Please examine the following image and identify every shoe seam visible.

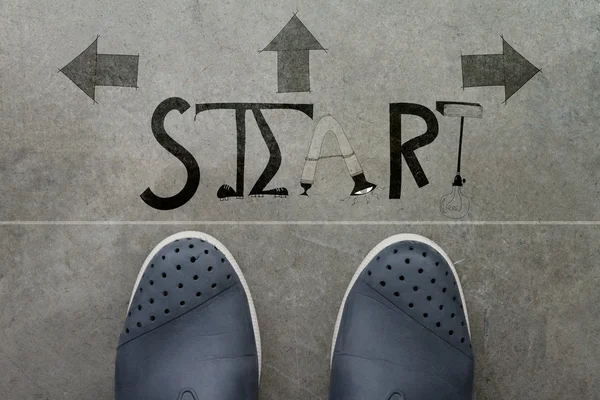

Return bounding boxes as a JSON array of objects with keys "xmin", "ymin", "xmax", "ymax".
[
  {"xmin": 350, "ymin": 282, "xmax": 473, "ymax": 358},
  {"xmin": 117, "ymin": 281, "xmax": 245, "ymax": 348}
]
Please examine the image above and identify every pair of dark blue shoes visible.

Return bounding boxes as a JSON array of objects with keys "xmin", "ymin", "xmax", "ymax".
[{"xmin": 115, "ymin": 233, "xmax": 473, "ymax": 400}]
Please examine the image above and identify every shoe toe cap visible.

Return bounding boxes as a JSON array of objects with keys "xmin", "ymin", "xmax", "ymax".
[
  {"xmin": 358, "ymin": 239, "xmax": 472, "ymax": 354},
  {"xmin": 118, "ymin": 237, "xmax": 241, "ymax": 346}
]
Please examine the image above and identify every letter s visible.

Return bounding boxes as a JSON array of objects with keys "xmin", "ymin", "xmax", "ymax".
[{"xmin": 140, "ymin": 97, "xmax": 200, "ymax": 210}]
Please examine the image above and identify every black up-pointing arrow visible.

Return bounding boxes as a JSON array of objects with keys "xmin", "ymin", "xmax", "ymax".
[
  {"xmin": 60, "ymin": 37, "xmax": 139, "ymax": 101},
  {"xmin": 461, "ymin": 37, "xmax": 540, "ymax": 102},
  {"xmin": 262, "ymin": 15, "xmax": 325, "ymax": 93}
]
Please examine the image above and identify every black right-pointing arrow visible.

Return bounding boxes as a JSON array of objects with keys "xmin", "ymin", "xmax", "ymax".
[{"xmin": 461, "ymin": 37, "xmax": 540, "ymax": 102}]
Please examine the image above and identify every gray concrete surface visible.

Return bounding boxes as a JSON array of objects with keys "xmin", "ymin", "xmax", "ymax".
[
  {"xmin": 1, "ymin": 225, "xmax": 599, "ymax": 400},
  {"xmin": 1, "ymin": 0, "xmax": 599, "ymax": 399}
]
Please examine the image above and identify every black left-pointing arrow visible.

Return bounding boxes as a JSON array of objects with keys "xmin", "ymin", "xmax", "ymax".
[{"xmin": 60, "ymin": 37, "xmax": 139, "ymax": 101}]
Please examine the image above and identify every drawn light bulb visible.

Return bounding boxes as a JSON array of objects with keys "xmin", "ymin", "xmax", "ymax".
[
  {"xmin": 436, "ymin": 101, "xmax": 482, "ymax": 219},
  {"xmin": 440, "ymin": 174, "xmax": 470, "ymax": 219}
]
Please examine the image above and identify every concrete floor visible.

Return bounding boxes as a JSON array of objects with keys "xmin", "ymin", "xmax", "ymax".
[
  {"xmin": 1, "ymin": 225, "xmax": 599, "ymax": 399},
  {"xmin": 1, "ymin": 0, "xmax": 599, "ymax": 399}
]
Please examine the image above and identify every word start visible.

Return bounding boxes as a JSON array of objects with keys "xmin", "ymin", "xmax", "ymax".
[{"xmin": 141, "ymin": 98, "xmax": 478, "ymax": 211}]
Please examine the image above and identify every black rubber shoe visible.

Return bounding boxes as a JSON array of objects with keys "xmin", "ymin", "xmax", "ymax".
[
  {"xmin": 329, "ymin": 234, "xmax": 473, "ymax": 400},
  {"xmin": 115, "ymin": 232, "xmax": 261, "ymax": 400}
]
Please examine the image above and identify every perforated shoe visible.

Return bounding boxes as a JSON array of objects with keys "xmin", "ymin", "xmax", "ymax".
[
  {"xmin": 114, "ymin": 232, "xmax": 261, "ymax": 400},
  {"xmin": 329, "ymin": 234, "xmax": 473, "ymax": 400}
]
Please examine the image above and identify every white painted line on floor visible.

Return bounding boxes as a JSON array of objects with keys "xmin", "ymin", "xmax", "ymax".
[{"xmin": 0, "ymin": 221, "xmax": 598, "ymax": 226}]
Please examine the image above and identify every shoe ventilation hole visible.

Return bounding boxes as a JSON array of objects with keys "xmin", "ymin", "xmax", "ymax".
[
  {"xmin": 422, "ymin": 252, "xmax": 427, "ymax": 257},
  {"xmin": 413, "ymin": 286, "xmax": 418, "ymax": 291},
  {"xmin": 149, "ymin": 280, "xmax": 154, "ymax": 285},
  {"xmin": 439, "ymin": 305, "xmax": 444, "ymax": 310},
  {"xmin": 399, "ymin": 275, "xmax": 405, "ymax": 281},
  {"xmin": 376, "ymin": 256, "xmax": 380, "ymax": 261},
  {"xmin": 178, "ymin": 283, "xmax": 183, "ymax": 289},
  {"xmin": 128, "ymin": 312, "xmax": 131, "ymax": 317},
  {"xmin": 453, "ymin": 296, "xmax": 457, "ymax": 301},
  {"xmin": 409, "ymin": 303, "xmax": 414, "ymax": 308},
  {"xmin": 193, "ymin": 275, "xmax": 198, "ymax": 280},
  {"xmin": 150, "ymin": 316, "xmax": 155, "ymax": 321},
  {"xmin": 175, "ymin": 248, "xmax": 180, "ymax": 253},
  {"xmin": 176, "ymin": 265, "xmax": 181, "ymax": 270},
  {"xmin": 460, "ymin": 304, "xmax": 463, "ymax": 309},
  {"xmin": 431, "ymin": 278, "xmax": 436, "ymax": 283},
  {"xmin": 196, "ymin": 292, "xmax": 201, "ymax": 297},
  {"xmin": 405, "ymin": 258, "xmax": 410, "ymax": 264},
  {"xmin": 449, "ymin": 330, "xmax": 454, "ymax": 335},
  {"xmin": 227, "ymin": 274, "xmax": 231, "ymax": 280},
  {"xmin": 427, "ymin": 296, "xmax": 432, "ymax": 301},
  {"xmin": 418, "ymin": 268, "xmax": 423, "ymax": 274},
  {"xmin": 164, "ymin": 309, "xmax": 170, "ymax": 314},
  {"xmin": 394, "ymin": 292, "xmax": 399, "ymax": 297},
  {"xmin": 137, "ymin": 305, "xmax": 142, "ymax": 311},
  {"xmin": 150, "ymin": 264, "xmax": 154, "ymax": 268},
  {"xmin": 208, "ymin": 266, "xmax": 213, "ymax": 272},
  {"xmin": 149, "ymin": 298, "xmax": 154, "ymax": 304},
  {"xmin": 386, "ymin": 265, "xmax": 391, "ymax": 270},
  {"xmin": 445, "ymin": 271, "xmax": 449, "ymax": 276},
  {"xmin": 435, "ymin": 262, "xmax": 440, "ymax": 266},
  {"xmin": 189, "ymin": 244, "xmax": 194, "ymax": 249},
  {"xmin": 180, "ymin": 301, "xmax": 185, "ymax": 306},
  {"xmin": 162, "ymin": 272, "xmax": 167, "ymax": 278},
  {"xmin": 451, "ymin": 313, "xmax": 455, "ymax": 318},
  {"xmin": 163, "ymin": 291, "xmax": 168, "ymax": 296},
  {"xmin": 139, "ymin": 287, "xmax": 143, "ymax": 292},
  {"xmin": 436, "ymin": 322, "xmax": 441, "ymax": 327},
  {"xmin": 211, "ymin": 283, "xmax": 217, "ymax": 289},
  {"xmin": 461, "ymin": 338, "xmax": 465, "ymax": 343},
  {"xmin": 442, "ymin": 288, "xmax": 447, "ymax": 293},
  {"xmin": 161, "ymin": 255, "xmax": 166, "ymax": 260},
  {"xmin": 367, "ymin": 270, "xmax": 372, "ymax": 276},
  {"xmin": 393, "ymin": 249, "xmax": 398, "ymax": 254},
  {"xmin": 409, "ymin": 246, "xmax": 414, "ymax": 251},
  {"xmin": 204, "ymin": 250, "xmax": 209, "ymax": 254},
  {"xmin": 454, "ymin": 281, "xmax": 457, "ymax": 286},
  {"xmin": 125, "ymin": 328, "xmax": 129, "ymax": 333},
  {"xmin": 191, "ymin": 257, "xmax": 196, "ymax": 263},
  {"xmin": 380, "ymin": 281, "xmax": 386, "ymax": 287},
  {"xmin": 423, "ymin": 313, "xmax": 428, "ymax": 318},
  {"xmin": 137, "ymin": 322, "xmax": 142, "ymax": 327}
]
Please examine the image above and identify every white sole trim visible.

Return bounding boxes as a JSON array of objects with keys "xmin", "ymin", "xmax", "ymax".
[
  {"xmin": 330, "ymin": 234, "xmax": 471, "ymax": 366},
  {"xmin": 127, "ymin": 231, "xmax": 262, "ymax": 379}
]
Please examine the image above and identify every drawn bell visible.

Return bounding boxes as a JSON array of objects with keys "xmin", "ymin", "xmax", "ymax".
[{"xmin": 350, "ymin": 173, "xmax": 376, "ymax": 196}]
